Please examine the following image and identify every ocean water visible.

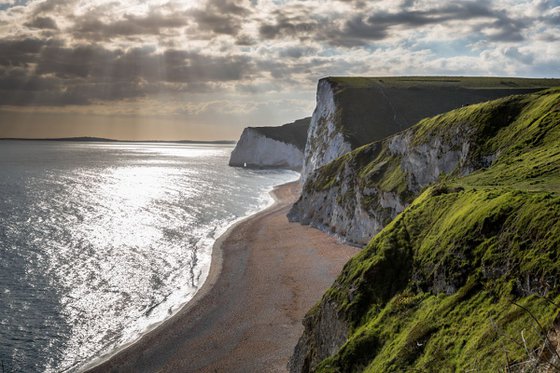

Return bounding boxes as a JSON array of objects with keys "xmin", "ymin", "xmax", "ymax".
[{"xmin": 0, "ymin": 141, "xmax": 299, "ymax": 372}]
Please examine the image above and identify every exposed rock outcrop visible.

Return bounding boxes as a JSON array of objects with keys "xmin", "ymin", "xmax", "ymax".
[
  {"xmin": 229, "ymin": 117, "xmax": 310, "ymax": 170},
  {"xmin": 289, "ymin": 88, "xmax": 560, "ymax": 372},
  {"xmin": 290, "ymin": 95, "xmax": 525, "ymax": 245},
  {"xmin": 302, "ymin": 76, "xmax": 555, "ymax": 182},
  {"xmin": 288, "ymin": 301, "xmax": 348, "ymax": 373}
]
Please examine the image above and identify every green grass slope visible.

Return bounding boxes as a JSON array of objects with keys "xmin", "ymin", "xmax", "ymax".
[{"xmin": 299, "ymin": 88, "xmax": 560, "ymax": 372}]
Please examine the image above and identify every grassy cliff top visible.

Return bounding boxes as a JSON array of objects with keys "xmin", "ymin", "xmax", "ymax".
[
  {"xmin": 250, "ymin": 117, "xmax": 310, "ymax": 151},
  {"xmin": 315, "ymin": 77, "xmax": 560, "ymax": 152},
  {"xmin": 326, "ymin": 76, "xmax": 560, "ymax": 89},
  {"xmin": 304, "ymin": 88, "xmax": 560, "ymax": 372}
]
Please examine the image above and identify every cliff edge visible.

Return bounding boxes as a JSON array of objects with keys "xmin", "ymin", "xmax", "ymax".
[
  {"xmin": 289, "ymin": 88, "xmax": 560, "ymax": 372},
  {"xmin": 302, "ymin": 76, "xmax": 560, "ymax": 182},
  {"xmin": 229, "ymin": 117, "xmax": 310, "ymax": 170}
]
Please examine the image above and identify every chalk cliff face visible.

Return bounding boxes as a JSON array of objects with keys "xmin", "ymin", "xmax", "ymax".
[
  {"xmin": 229, "ymin": 117, "xmax": 310, "ymax": 170},
  {"xmin": 301, "ymin": 77, "xmax": 553, "ymax": 182},
  {"xmin": 289, "ymin": 88, "xmax": 560, "ymax": 372},
  {"xmin": 302, "ymin": 79, "xmax": 352, "ymax": 182},
  {"xmin": 229, "ymin": 128, "xmax": 303, "ymax": 170},
  {"xmin": 290, "ymin": 114, "xmax": 489, "ymax": 245}
]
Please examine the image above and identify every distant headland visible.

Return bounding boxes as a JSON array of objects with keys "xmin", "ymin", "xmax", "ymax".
[{"xmin": 0, "ymin": 137, "xmax": 236, "ymax": 144}]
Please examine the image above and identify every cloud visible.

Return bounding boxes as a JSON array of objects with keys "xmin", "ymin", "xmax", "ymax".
[
  {"xmin": 0, "ymin": 35, "xmax": 258, "ymax": 106},
  {"xmin": 0, "ymin": 0, "xmax": 558, "ymax": 132},
  {"xmin": 503, "ymin": 46, "xmax": 534, "ymax": 65},
  {"xmin": 278, "ymin": 46, "xmax": 319, "ymax": 59},
  {"xmin": 0, "ymin": 0, "xmax": 30, "ymax": 11},
  {"xmin": 71, "ymin": 12, "xmax": 188, "ymax": 40},
  {"xmin": 0, "ymin": 38, "xmax": 63, "ymax": 66},
  {"xmin": 325, "ymin": 1, "xmax": 529, "ymax": 46},
  {"xmin": 188, "ymin": 0, "xmax": 252, "ymax": 36},
  {"xmin": 252, "ymin": 1, "xmax": 535, "ymax": 47},
  {"xmin": 24, "ymin": 16, "xmax": 58, "ymax": 29},
  {"xmin": 30, "ymin": 0, "xmax": 75, "ymax": 16},
  {"xmin": 258, "ymin": 7, "xmax": 322, "ymax": 41}
]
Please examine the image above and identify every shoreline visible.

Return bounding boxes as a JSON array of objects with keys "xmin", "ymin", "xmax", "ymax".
[
  {"xmin": 84, "ymin": 180, "xmax": 358, "ymax": 372},
  {"xmin": 79, "ymin": 181, "xmax": 289, "ymax": 372}
]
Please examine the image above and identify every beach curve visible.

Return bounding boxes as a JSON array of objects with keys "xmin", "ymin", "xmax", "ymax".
[{"xmin": 83, "ymin": 181, "xmax": 358, "ymax": 372}]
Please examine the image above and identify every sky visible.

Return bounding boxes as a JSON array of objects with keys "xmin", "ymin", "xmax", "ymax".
[{"xmin": 0, "ymin": 0, "xmax": 559, "ymax": 140}]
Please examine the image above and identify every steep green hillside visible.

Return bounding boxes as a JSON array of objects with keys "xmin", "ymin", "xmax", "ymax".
[
  {"xmin": 290, "ymin": 88, "xmax": 560, "ymax": 372},
  {"xmin": 291, "ymin": 85, "xmax": 560, "ymax": 245}
]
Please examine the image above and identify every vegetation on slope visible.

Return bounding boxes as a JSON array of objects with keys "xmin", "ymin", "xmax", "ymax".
[{"xmin": 296, "ymin": 88, "xmax": 560, "ymax": 372}]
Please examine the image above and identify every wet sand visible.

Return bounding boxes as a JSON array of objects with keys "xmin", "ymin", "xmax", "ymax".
[{"xmin": 85, "ymin": 181, "xmax": 358, "ymax": 373}]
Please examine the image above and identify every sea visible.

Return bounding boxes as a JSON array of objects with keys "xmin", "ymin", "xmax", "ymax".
[{"xmin": 0, "ymin": 140, "xmax": 299, "ymax": 372}]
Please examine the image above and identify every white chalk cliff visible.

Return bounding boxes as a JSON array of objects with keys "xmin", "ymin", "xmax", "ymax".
[
  {"xmin": 290, "ymin": 123, "xmax": 482, "ymax": 245},
  {"xmin": 229, "ymin": 118, "xmax": 310, "ymax": 171},
  {"xmin": 229, "ymin": 128, "xmax": 303, "ymax": 170},
  {"xmin": 300, "ymin": 77, "xmax": 545, "ymax": 183},
  {"xmin": 302, "ymin": 79, "xmax": 352, "ymax": 182},
  {"xmin": 293, "ymin": 77, "xmax": 551, "ymax": 245}
]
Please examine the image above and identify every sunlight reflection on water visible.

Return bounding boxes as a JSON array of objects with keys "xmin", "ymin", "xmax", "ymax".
[{"xmin": 0, "ymin": 141, "xmax": 299, "ymax": 372}]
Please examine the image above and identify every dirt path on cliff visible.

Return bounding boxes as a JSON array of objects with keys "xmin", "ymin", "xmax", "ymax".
[{"xmin": 84, "ymin": 181, "xmax": 358, "ymax": 373}]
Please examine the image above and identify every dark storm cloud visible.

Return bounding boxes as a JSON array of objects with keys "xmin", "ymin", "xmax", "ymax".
[
  {"xmin": 24, "ymin": 16, "xmax": 58, "ymax": 29},
  {"xmin": 235, "ymin": 34, "xmax": 257, "ymax": 46},
  {"xmin": 34, "ymin": 43, "xmax": 123, "ymax": 79},
  {"xmin": 31, "ymin": 0, "xmax": 75, "ymax": 16},
  {"xmin": 0, "ymin": 40, "xmax": 146, "ymax": 105},
  {"xmin": 0, "ymin": 68, "xmax": 146, "ymax": 106},
  {"xmin": 161, "ymin": 49, "xmax": 254, "ymax": 82},
  {"xmin": 67, "ymin": 0, "xmax": 252, "ymax": 40},
  {"xmin": 258, "ymin": 1, "xmax": 529, "ymax": 47},
  {"xmin": 35, "ymin": 45, "xmax": 254, "ymax": 84},
  {"xmin": 278, "ymin": 46, "xmax": 318, "ymax": 59},
  {"xmin": 482, "ymin": 16, "xmax": 526, "ymax": 42},
  {"xmin": 330, "ymin": 1, "xmax": 528, "ymax": 46},
  {"xmin": 258, "ymin": 9, "xmax": 322, "ymax": 40},
  {"xmin": 0, "ymin": 37, "xmax": 257, "ymax": 106},
  {"xmin": 188, "ymin": 0, "xmax": 252, "ymax": 36},
  {"xmin": 71, "ymin": 12, "xmax": 188, "ymax": 40},
  {"xmin": 0, "ymin": 66, "xmax": 59, "ymax": 92},
  {"xmin": 0, "ymin": 38, "xmax": 63, "ymax": 66}
]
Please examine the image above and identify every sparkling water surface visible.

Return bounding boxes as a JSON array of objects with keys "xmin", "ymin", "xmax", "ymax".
[{"xmin": 0, "ymin": 141, "xmax": 298, "ymax": 372}]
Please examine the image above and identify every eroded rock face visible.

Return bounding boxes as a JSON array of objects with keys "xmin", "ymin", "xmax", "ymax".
[
  {"xmin": 229, "ymin": 128, "xmax": 304, "ymax": 170},
  {"xmin": 229, "ymin": 118, "xmax": 310, "ymax": 170},
  {"xmin": 302, "ymin": 79, "xmax": 352, "ymax": 183},
  {"xmin": 300, "ymin": 76, "xmax": 548, "ymax": 183},
  {"xmin": 288, "ymin": 301, "xmax": 349, "ymax": 373},
  {"xmin": 290, "ymin": 111, "xmax": 499, "ymax": 246},
  {"xmin": 288, "ymin": 85, "xmax": 560, "ymax": 373}
]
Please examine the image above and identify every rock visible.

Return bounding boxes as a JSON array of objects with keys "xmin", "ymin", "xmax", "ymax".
[
  {"xmin": 294, "ymin": 76, "xmax": 558, "ymax": 244},
  {"xmin": 288, "ymin": 87, "xmax": 560, "ymax": 373},
  {"xmin": 288, "ymin": 301, "xmax": 349, "ymax": 373},
  {"xmin": 301, "ymin": 76, "xmax": 551, "ymax": 182},
  {"xmin": 229, "ymin": 117, "xmax": 310, "ymax": 171}
]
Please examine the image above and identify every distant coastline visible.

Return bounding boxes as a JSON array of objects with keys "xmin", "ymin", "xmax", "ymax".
[{"xmin": 0, "ymin": 137, "xmax": 236, "ymax": 144}]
